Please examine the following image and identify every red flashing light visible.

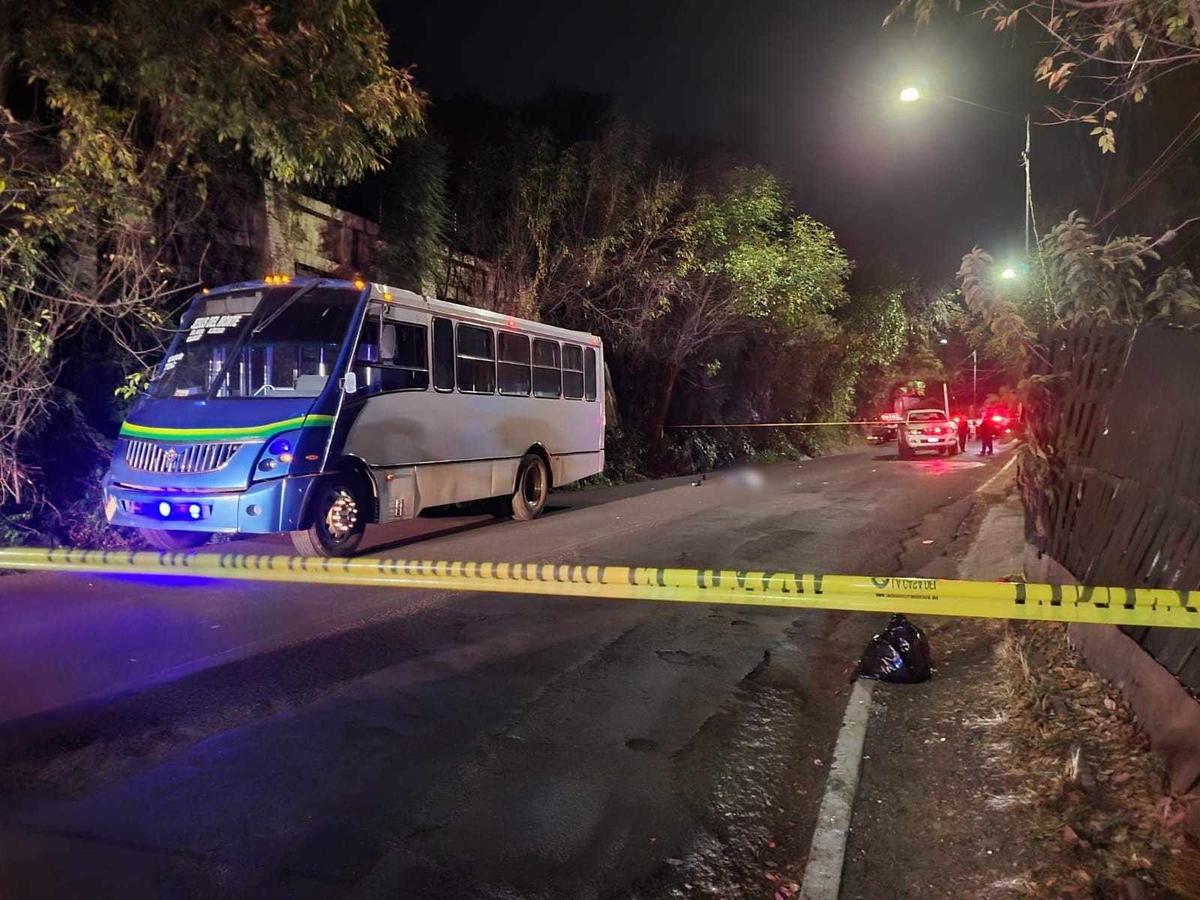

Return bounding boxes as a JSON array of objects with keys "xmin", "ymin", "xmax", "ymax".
[{"xmin": 991, "ymin": 414, "xmax": 1005, "ymax": 423}]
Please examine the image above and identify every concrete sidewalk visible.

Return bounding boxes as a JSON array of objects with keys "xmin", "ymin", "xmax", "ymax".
[{"xmin": 838, "ymin": 473, "xmax": 1191, "ymax": 899}]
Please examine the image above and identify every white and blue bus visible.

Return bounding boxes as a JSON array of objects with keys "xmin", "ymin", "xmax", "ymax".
[{"xmin": 103, "ymin": 277, "xmax": 605, "ymax": 556}]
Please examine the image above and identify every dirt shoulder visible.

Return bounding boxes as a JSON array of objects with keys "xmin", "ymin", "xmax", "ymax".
[{"xmin": 841, "ymin": 487, "xmax": 1197, "ymax": 899}]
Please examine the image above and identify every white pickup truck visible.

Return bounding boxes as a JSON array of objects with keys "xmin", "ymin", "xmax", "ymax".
[{"xmin": 898, "ymin": 409, "xmax": 959, "ymax": 459}]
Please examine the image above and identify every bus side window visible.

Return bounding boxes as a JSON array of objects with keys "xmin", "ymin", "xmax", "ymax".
[
  {"xmin": 584, "ymin": 347, "xmax": 597, "ymax": 401},
  {"xmin": 456, "ymin": 324, "xmax": 495, "ymax": 394},
  {"xmin": 532, "ymin": 339, "xmax": 561, "ymax": 398},
  {"xmin": 563, "ymin": 344, "xmax": 585, "ymax": 399},
  {"xmin": 354, "ymin": 322, "xmax": 428, "ymax": 392},
  {"xmin": 433, "ymin": 317, "xmax": 455, "ymax": 391},
  {"xmin": 383, "ymin": 322, "xmax": 429, "ymax": 391},
  {"xmin": 498, "ymin": 332, "xmax": 531, "ymax": 396}
]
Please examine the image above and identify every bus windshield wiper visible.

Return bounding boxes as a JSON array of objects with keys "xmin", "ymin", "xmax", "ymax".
[
  {"xmin": 252, "ymin": 280, "xmax": 322, "ymax": 335},
  {"xmin": 205, "ymin": 282, "xmax": 322, "ymax": 399}
]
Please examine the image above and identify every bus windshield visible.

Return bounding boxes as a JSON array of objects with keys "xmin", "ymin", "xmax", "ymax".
[{"xmin": 150, "ymin": 286, "xmax": 360, "ymax": 399}]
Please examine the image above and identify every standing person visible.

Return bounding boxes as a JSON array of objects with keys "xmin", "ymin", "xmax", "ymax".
[
  {"xmin": 978, "ymin": 415, "xmax": 994, "ymax": 456},
  {"xmin": 956, "ymin": 415, "xmax": 969, "ymax": 453}
]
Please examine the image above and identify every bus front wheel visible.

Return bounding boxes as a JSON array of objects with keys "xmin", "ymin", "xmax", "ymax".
[
  {"xmin": 510, "ymin": 454, "xmax": 549, "ymax": 521},
  {"xmin": 291, "ymin": 476, "xmax": 367, "ymax": 557},
  {"xmin": 140, "ymin": 528, "xmax": 211, "ymax": 551}
]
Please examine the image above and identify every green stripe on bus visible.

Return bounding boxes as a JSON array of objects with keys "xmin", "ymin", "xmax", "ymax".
[{"xmin": 119, "ymin": 414, "xmax": 335, "ymax": 442}]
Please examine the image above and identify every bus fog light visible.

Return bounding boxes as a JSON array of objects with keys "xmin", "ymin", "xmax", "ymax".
[
  {"xmin": 157, "ymin": 501, "xmax": 172, "ymax": 518},
  {"xmin": 258, "ymin": 459, "xmax": 277, "ymax": 472},
  {"xmin": 246, "ymin": 504, "xmax": 260, "ymax": 517}
]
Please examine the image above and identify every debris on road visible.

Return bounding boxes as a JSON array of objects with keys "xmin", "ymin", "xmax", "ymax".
[{"xmin": 857, "ymin": 614, "xmax": 932, "ymax": 684}]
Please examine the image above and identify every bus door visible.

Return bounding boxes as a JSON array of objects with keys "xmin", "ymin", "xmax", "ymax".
[{"xmin": 344, "ymin": 302, "xmax": 432, "ymax": 521}]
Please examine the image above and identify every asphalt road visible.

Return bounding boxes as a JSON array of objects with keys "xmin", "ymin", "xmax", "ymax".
[{"xmin": 0, "ymin": 444, "xmax": 1007, "ymax": 899}]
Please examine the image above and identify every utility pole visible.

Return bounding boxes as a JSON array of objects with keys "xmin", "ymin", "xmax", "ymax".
[
  {"xmin": 972, "ymin": 350, "xmax": 978, "ymax": 415},
  {"xmin": 1023, "ymin": 114, "xmax": 1033, "ymax": 255}
]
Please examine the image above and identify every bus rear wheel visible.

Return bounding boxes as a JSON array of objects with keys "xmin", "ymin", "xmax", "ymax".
[
  {"xmin": 291, "ymin": 476, "xmax": 367, "ymax": 557},
  {"xmin": 140, "ymin": 528, "xmax": 211, "ymax": 551},
  {"xmin": 510, "ymin": 454, "xmax": 549, "ymax": 521}
]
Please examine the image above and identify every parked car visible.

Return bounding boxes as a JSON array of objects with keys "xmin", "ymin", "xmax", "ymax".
[
  {"xmin": 868, "ymin": 411, "xmax": 903, "ymax": 443},
  {"xmin": 898, "ymin": 409, "xmax": 958, "ymax": 459}
]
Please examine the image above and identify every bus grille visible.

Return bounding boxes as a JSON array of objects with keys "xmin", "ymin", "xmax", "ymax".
[{"xmin": 124, "ymin": 439, "xmax": 244, "ymax": 474}]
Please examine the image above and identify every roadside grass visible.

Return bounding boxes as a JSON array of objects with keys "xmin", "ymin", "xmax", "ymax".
[{"xmin": 966, "ymin": 622, "xmax": 1199, "ymax": 897}]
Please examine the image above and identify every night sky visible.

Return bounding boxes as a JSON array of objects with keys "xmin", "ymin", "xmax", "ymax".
[{"xmin": 383, "ymin": 0, "xmax": 1090, "ymax": 284}]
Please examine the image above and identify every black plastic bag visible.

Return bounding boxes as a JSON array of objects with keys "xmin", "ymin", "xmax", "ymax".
[{"xmin": 857, "ymin": 614, "xmax": 932, "ymax": 683}]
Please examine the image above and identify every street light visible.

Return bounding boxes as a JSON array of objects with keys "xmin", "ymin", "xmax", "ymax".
[
  {"xmin": 899, "ymin": 86, "xmax": 921, "ymax": 103},
  {"xmin": 1000, "ymin": 267, "xmax": 1017, "ymax": 280}
]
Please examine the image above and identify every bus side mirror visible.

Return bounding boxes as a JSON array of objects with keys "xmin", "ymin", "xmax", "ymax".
[{"xmin": 342, "ymin": 371, "xmax": 358, "ymax": 394}]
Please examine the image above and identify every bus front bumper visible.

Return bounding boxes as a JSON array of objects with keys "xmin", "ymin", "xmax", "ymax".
[{"xmin": 102, "ymin": 476, "xmax": 319, "ymax": 534}]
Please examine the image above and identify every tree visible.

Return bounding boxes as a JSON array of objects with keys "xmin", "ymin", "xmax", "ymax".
[
  {"xmin": 1042, "ymin": 211, "xmax": 1200, "ymax": 324},
  {"xmin": 957, "ymin": 249, "xmax": 1037, "ymax": 380},
  {"xmin": 656, "ymin": 169, "xmax": 851, "ymax": 437},
  {"xmin": 364, "ymin": 135, "xmax": 450, "ymax": 292},
  {"xmin": 440, "ymin": 106, "xmax": 856, "ymax": 461},
  {"xmin": 0, "ymin": 0, "xmax": 424, "ymax": 505},
  {"xmin": 888, "ymin": 0, "xmax": 1200, "ymax": 153},
  {"xmin": 956, "ymin": 211, "xmax": 1200, "ymax": 385}
]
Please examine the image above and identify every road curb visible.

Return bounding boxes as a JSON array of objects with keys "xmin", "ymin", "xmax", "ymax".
[{"xmin": 799, "ymin": 677, "xmax": 875, "ymax": 900}]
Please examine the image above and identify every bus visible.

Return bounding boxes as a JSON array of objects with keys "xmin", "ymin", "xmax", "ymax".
[{"xmin": 102, "ymin": 277, "xmax": 605, "ymax": 557}]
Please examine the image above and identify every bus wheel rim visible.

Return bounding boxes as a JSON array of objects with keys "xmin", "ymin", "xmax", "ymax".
[
  {"xmin": 523, "ymin": 463, "xmax": 544, "ymax": 507},
  {"xmin": 325, "ymin": 488, "xmax": 359, "ymax": 540}
]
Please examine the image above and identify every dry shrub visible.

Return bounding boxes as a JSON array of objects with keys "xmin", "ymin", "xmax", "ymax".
[{"xmin": 981, "ymin": 623, "xmax": 1196, "ymax": 898}]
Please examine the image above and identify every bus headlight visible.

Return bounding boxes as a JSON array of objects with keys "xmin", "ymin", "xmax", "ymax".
[{"xmin": 253, "ymin": 430, "xmax": 303, "ymax": 481}]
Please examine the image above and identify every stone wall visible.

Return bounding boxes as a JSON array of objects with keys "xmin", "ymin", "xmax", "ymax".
[{"xmin": 259, "ymin": 182, "xmax": 379, "ymax": 278}]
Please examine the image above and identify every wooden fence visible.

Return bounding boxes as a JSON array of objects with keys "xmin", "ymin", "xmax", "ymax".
[{"xmin": 1020, "ymin": 323, "xmax": 1200, "ymax": 693}]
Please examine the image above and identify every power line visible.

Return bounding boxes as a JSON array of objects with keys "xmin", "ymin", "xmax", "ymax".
[{"xmin": 1097, "ymin": 108, "xmax": 1200, "ymax": 226}]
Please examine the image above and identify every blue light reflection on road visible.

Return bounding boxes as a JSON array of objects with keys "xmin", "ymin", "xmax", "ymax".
[{"xmin": 65, "ymin": 571, "xmax": 230, "ymax": 590}]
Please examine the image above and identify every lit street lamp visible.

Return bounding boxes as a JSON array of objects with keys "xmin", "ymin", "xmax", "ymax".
[
  {"xmin": 899, "ymin": 86, "xmax": 920, "ymax": 103},
  {"xmin": 1000, "ymin": 267, "xmax": 1017, "ymax": 280}
]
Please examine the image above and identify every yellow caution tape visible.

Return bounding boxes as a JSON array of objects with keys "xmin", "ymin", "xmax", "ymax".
[
  {"xmin": 668, "ymin": 421, "xmax": 890, "ymax": 428},
  {"xmin": 0, "ymin": 547, "xmax": 1195, "ymax": 629}
]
